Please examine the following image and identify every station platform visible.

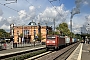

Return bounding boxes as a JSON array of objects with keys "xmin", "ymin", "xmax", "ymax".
[
  {"xmin": 0, "ymin": 45, "xmax": 45, "ymax": 57},
  {"xmin": 81, "ymin": 43, "xmax": 90, "ymax": 60},
  {"xmin": 67, "ymin": 43, "xmax": 90, "ymax": 60}
]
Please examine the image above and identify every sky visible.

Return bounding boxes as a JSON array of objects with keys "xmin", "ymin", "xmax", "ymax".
[{"xmin": 0, "ymin": 0, "xmax": 90, "ymax": 34}]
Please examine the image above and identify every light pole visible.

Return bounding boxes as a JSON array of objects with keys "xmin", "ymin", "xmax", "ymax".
[
  {"xmin": 70, "ymin": 19, "xmax": 72, "ymax": 37},
  {"xmin": 34, "ymin": 26, "xmax": 36, "ymax": 47},
  {"xmin": 45, "ymin": 23, "xmax": 47, "ymax": 36},
  {"xmin": 22, "ymin": 25, "xmax": 24, "ymax": 46},
  {"xmin": 53, "ymin": 19, "xmax": 55, "ymax": 35},
  {"xmin": 38, "ymin": 23, "xmax": 41, "ymax": 42},
  {"xmin": 86, "ymin": 24, "xmax": 90, "ymax": 44},
  {"xmin": 38, "ymin": 23, "xmax": 40, "ymax": 34}
]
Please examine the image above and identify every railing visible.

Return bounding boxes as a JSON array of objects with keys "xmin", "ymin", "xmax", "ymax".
[{"xmin": 0, "ymin": 41, "xmax": 42, "ymax": 50}]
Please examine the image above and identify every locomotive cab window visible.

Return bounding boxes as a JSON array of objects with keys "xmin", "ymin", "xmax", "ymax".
[{"xmin": 47, "ymin": 36, "xmax": 56, "ymax": 40}]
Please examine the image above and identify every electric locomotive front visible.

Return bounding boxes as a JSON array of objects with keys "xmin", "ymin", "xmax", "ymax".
[{"xmin": 46, "ymin": 35, "xmax": 57, "ymax": 49}]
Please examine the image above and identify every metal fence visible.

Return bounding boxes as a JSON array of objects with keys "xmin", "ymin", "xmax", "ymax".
[{"xmin": 0, "ymin": 41, "xmax": 42, "ymax": 50}]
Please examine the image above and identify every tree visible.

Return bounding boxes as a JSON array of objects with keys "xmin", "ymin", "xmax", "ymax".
[
  {"xmin": 0, "ymin": 29, "xmax": 10, "ymax": 38},
  {"xmin": 75, "ymin": 34, "xmax": 81, "ymax": 39},
  {"xmin": 56, "ymin": 23, "xmax": 71, "ymax": 37}
]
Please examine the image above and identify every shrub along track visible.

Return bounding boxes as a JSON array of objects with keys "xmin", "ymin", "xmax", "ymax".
[
  {"xmin": 33, "ymin": 42, "xmax": 80, "ymax": 60},
  {"xmin": 0, "ymin": 47, "xmax": 46, "ymax": 60}
]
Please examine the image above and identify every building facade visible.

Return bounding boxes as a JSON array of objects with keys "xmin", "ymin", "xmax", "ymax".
[{"xmin": 10, "ymin": 22, "xmax": 52, "ymax": 43}]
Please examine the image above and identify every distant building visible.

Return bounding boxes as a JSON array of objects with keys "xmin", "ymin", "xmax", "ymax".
[{"xmin": 10, "ymin": 21, "xmax": 52, "ymax": 43}]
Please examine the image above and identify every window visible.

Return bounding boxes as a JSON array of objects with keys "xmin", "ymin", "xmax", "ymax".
[
  {"xmin": 47, "ymin": 36, "xmax": 56, "ymax": 40},
  {"xmin": 24, "ymin": 30, "xmax": 29, "ymax": 35},
  {"xmin": 17, "ymin": 31, "xmax": 19, "ymax": 35}
]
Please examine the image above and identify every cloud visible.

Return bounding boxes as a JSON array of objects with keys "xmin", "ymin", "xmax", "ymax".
[
  {"xmin": 68, "ymin": 21, "xmax": 82, "ymax": 34},
  {"xmin": 0, "ymin": 24, "xmax": 10, "ymax": 30},
  {"xmin": 0, "ymin": 9, "xmax": 3, "ymax": 16},
  {"xmin": 0, "ymin": 3, "xmax": 87, "ymax": 34},
  {"xmin": 84, "ymin": 15, "xmax": 90, "ymax": 29},
  {"xmin": 18, "ymin": 10, "xmax": 27, "ymax": 20},
  {"xmin": 83, "ymin": 1, "xmax": 88, "ymax": 5},
  {"xmin": 0, "ymin": 4, "xmax": 70, "ymax": 32},
  {"xmin": 29, "ymin": 6, "xmax": 35, "ymax": 12},
  {"xmin": 0, "ymin": 17, "xmax": 10, "ymax": 31},
  {"xmin": 7, "ymin": 16, "xmax": 18, "ymax": 24},
  {"xmin": 37, "ymin": 4, "xmax": 69, "ymax": 26},
  {"xmin": 0, "ymin": 16, "xmax": 3, "ymax": 21},
  {"xmin": 86, "ymin": 15, "xmax": 90, "ymax": 20},
  {"xmin": 28, "ymin": 6, "xmax": 36, "ymax": 19},
  {"xmin": 73, "ymin": 23, "xmax": 82, "ymax": 34}
]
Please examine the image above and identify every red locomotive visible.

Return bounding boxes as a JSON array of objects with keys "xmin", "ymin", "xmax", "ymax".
[
  {"xmin": 46, "ymin": 35, "xmax": 78, "ymax": 50},
  {"xmin": 46, "ymin": 35, "xmax": 65, "ymax": 50}
]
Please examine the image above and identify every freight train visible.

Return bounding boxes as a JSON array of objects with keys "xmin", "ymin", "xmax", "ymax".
[{"xmin": 46, "ymin": 35, "xmax": 78, "ymax": 50}]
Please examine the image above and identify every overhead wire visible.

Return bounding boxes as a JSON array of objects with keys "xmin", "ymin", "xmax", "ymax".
[
  {"xmin": 48, "ymin": 0, "xmax": 66, "ymax": 22},
  {"xmin": 25, "ymin": 0, "xmax": 41, "ymax": 13},
  {"xmin": 25, "ymin": 0, "xmax": 45, "ymax": 24},
  {"xmin": 0, "ymin": 2, "xmax": 30, "ymax": 22},
  {"xmin": 48, "ymin": 0, "xmax": 62, "ymax": 17},
  {"xmin": 4, "ymin": 0, "xmax": 17, "ymax": 5},
  {"xmin": 47, "ymin": 0, "xmax": 60, "ymax": 21},
  {"xmin": 0, "ymin": 1, "xmax": 30, "ymax": 24},
  {"xmin": 0, "ymin": 2, "xmax": 19, "ymax": 12}
]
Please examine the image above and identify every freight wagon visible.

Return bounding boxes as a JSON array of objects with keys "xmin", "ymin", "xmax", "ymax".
[{"xmin": 65, "ymin": 36, "xmax": 70, "ymax": 45}]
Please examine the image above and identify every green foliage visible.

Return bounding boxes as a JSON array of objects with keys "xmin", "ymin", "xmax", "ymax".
[
  {"xmin": 56, "ymin": 23, "xmax": 71, "ymax": 36},
  {"xmin": 48, "ymin": 31, "xmax": 53, "ymax": 35},
  {"xmin": 48, "ymin": 31, "xmax": 59, "ymax": 35},
  {"xmin": 4, "ymin": 49, "xmax": 46, "ymax": 60},
  {"xmin": 54, "ymin": 31, "xmax": 59, "ymax": 35},
  {"xmin": 0, "ymin": 29, "xmax": 6, "ymax": 33},
  {"xmin": 0, "ymin": 29, "xmax": 10, "ymax": 38},
  {"xmin": 75, "ymin": 34, "xmax": 81, "ymax": 39},
  {"xmin": 55, "ymin": 22, "xmax": 76, "ymax": 37}
]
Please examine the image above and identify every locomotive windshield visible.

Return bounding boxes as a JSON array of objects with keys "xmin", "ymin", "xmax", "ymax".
[{"xmin": 47, "ymin": 36, "xmax": 56, "ymax": 40}]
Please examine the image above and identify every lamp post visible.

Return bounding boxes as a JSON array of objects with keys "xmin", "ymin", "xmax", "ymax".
[
  {"xmin": 53, "ymin": 19, "xmax": 55, "ymax": 35},
  {"xmin": 38, "ymin": 23, "xmax": 41, "ymax": 42},
  {"xmin": 22, "ymin": 25, "xmax": 24, "ymax": 46},
  {"xmin": 34, "ymin": 26, "xmax": 36, "ymax": 47},
  {"xmin": 38, "ymin": 23, "xmax": 41, "ymax": 34},
  {"xmin": 86, "ymin": 24, "xmax": 90, "ymax": 44},
  {"xmin": 70, "ymin": 19, "xmax": 72, "ymax": 37},
  {"xmin": 45, "ymin": 23, "xmax": 47, "ymax": 35}
]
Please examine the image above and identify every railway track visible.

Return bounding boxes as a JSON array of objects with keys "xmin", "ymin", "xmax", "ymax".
[
  {"xmin": 0, "ymin": 42, "xmax": 79, "ymax": 60},
  {"xmin": 0, "ymin": 46, "xmax": 46, "ymax": 60},
  {"xmin": 27, "ymin": 42, "xmax": 80, "ymax": 60}
]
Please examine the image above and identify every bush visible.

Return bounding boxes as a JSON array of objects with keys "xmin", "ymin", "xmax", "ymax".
[{"xmin": 4, "ymin": 49, "xmax": 46, "ymax": 60}]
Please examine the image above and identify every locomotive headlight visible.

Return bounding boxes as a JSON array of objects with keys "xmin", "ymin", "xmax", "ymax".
[
  {"xmin": 47, "ymin": 41, "xmax": 50, "ymax": 43},
  {"xmin": 52, "ymin": 41, "xmax": 55, "ymax": 43}
]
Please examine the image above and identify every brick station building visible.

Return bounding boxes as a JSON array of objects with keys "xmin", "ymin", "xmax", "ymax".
[{"xmin": 10, "ymin": 21, "xmax": 52, "ymax": 43}]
